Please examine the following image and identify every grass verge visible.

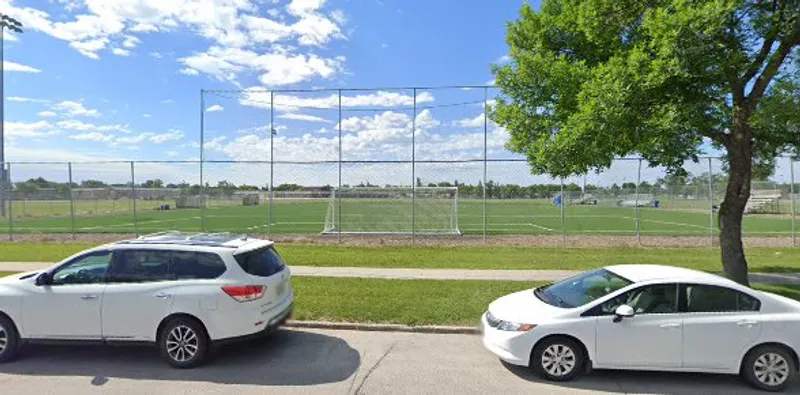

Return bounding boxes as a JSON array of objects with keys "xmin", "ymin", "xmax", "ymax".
[
  {"xmin": 0, "ymin": 272, "xmax": 797, "ymax": 326},
  {"xmin": 3, "ymin": 242, "xmax": 800, "ymax": 274}
]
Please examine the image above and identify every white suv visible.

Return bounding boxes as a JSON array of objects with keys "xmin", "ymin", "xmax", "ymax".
[{"xmin": 0, "ymin": 232, "xmax": 294, "ymax": 368}]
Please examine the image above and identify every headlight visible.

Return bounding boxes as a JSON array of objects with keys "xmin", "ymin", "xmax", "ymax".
[{"xmin": 496, "ymin": 320, "xmax": 536, "ymax": 332}]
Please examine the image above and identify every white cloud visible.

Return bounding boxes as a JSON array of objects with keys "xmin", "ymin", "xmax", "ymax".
[
  {"xmin": 69, "ymin": 37, "xmax": 111, "ymax": 59},
  {"xmin": 122, "ymin": 35, "xmax": 141, "ymax": 48},
  {"xmin": 57, "ymin": 120, "xmax": 127, "ymax": 132},
  {"xmin": 160, "ymin": 99, "xmax": 174, "ymax": 104},
  {"xmin": 242, "ymin": 90, "xmax": 435, "ymax": 111},
  {"xmin": 149, "ymin": 129, "xmax": 184, "ymax": 143},
  {"xmin": 291, "ymin": 12, "xmax": 343, "ymax": 46},
  {"xmin": 5, "ymin": 121, "xmax": 54, "ymax": 138},
  {"xmin": 206, "ymin": 104, "xmax": 224, "ymax": 112},
  {"xmin": 330, "ymin": 9, "xmax": 347, "ymax": 25},
  {"xmin": 37, "ymin": 111, "xmax": 57, "ymax": 117},
  {"xmin": 4, "ymin": 61, "xmax": 41, "ymax": 73},
  {"xmin": 179, "ymin": 67, "xmax": 200, "ymax": 76},
  {"xmin": 179, "ymin": 46, "xmax": 343, "ymax": 86},
  {"xmin": 495, "ymin": 55, "xmax": 511, "ymax": 64},
  {"xmin": 288, "ymin": 0, "xmax": 326, "ymax": 16},
  {"xmin": 143, "ymin": 113, "xmax": 152, "ymax": 118},
  {"xmin": 278, "ymin": 113, "xmax": 333, "ymax": 123},
  {"xmin": 454, "ymin": 113, "xmax": 486, "ymax": 128},
  {"xmin": 70, "ymin": 131, "xmax": 114, "ymax": 142},
  {"xmin": 166, "ymin": 151, "xmax": 180, "ymax": 157},
  {"xmin": 54, "ymin": 101, "xmax": 100, "ymax": 117},
  {"xmin": 149, "ymin": 51, "xmax": 164, "ymax": 59},
  {"xmin": 112, "ymin": 47, "xmax": 131, "ymax": 56},
  {"xmin": 8, "ymin": 97, "xmax": 49, "ymax": 103},
  {"xmin": 203, "ymin": 136, "xmax": 227, "ymax": 151},
  {"xmin": 486, "ymin": 79, "xmax": 496, "ymax": 85}
]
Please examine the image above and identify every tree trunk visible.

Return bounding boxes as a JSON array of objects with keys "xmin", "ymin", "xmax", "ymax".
[{"xmin": 718, "ymin": 126, "xmax": 753, "ymax": 286}]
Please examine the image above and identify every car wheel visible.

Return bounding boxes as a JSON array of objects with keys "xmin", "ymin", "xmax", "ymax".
[
  {"xmin": 0, "ymin": 315, "xmax": 21, "ymax": 363},
  {"xmin": 742, "ymin": 345, "xmax": 796, "ymax": 392},
  {"xmin": 159, "ymin": 317, "xmax": 208, "ymax": 369},
  {"xmin": 531, "ymin": 337, "xmax": 585, "ymax": 381}
]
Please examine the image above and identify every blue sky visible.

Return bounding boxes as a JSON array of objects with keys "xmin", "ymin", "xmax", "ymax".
[
  {"xmin": 1, "ymin": 0, "xmax": 791, "ymax": 187},
  {"xmin": 1, "ymin": 0, "xmax": 550, "ymax": 186}
]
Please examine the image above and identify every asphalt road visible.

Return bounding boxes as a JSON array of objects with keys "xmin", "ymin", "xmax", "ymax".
[{"xmin": 0, "ymin": 328, "xmax": 796, "ymax": 394}]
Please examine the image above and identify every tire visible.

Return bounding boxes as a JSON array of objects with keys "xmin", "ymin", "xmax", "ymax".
[
  {"xmin": 0, "ymin": 315, "xmax": 21, "ymax": 363},
  {"xmin": 531, "ymin": 337, "xmax": 585, "ymax": 382},
  {"xmin": 742, "ymin": 345, "xmax": 796, "ymax": 392},
  {"xmin": 158, "ymin": 317, "xmax": 209, "ymax": 369}
]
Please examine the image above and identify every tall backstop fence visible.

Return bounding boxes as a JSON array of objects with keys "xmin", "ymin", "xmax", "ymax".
[{"xmin": 0, "ymin": 86, "xmax": 797, "ymax": 246}]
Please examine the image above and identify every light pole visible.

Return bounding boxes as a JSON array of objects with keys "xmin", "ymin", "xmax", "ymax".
[{"xmin": 0, "ymin": 14, "xmax": 22, "ymax": 218}]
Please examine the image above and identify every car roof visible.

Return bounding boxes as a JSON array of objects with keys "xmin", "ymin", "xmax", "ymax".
[
  {"xmin": 112, "ymin": 231, "xmax": 273, "ymax": 250},
  {"xmin": 605, "ymin": 264, "xmax": 733, "ymax": 285}
]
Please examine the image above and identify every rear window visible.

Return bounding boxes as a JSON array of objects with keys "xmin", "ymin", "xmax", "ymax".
[
  {"xmin": 234, "ymin": 247, "xmax": 286, "ymax": 277},
  {"xmin": 171, "ymin": 251, "xmax": 227, "ymax": 280}
]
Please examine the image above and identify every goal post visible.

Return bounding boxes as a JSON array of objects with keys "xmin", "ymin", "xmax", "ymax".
[{"xmin": 322, "ymin": 186, "xmax": 462, "ymax": 235}]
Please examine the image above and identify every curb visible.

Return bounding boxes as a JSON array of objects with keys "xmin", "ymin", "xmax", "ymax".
[{"xmin": 284, "ymin": 320, "xmax": 480, "ymax": 334}]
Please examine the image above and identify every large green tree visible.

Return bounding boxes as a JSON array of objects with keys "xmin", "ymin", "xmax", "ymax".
[{"xmin": 492, "ymin": 0, "xmax": 800, "ymax": 285}]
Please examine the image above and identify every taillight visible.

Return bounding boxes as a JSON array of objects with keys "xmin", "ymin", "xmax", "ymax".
[{"xmin": 222, "ymin": 285, "xmax": 264, "ymax": 302}]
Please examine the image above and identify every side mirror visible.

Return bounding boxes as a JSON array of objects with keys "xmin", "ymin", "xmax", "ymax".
[
  {"xmin": 613, "ymin": 304, "xmax": 635, "ymax": 323},
  {"xmin": 35, "ymin": 272, "xmax": 52, "ymax": 286}
]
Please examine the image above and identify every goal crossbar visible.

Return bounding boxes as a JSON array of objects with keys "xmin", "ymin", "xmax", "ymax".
[{"xmin": 321, "ymin": 187, "xmax": 462, "ymax": 236}]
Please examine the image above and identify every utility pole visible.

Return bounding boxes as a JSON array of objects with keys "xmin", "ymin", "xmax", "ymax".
[{"xmin": 0, "ymin": 14, "xmax": 22, "ymax": 218}]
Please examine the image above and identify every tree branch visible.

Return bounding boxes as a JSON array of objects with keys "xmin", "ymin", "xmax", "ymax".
[
  {"xmin": 747, "ymin": 17, "xmax": 800, "ymax": 107},
  {"xmin": 742, "ymin": 31, "xmax": 778, "ymax": 84}
]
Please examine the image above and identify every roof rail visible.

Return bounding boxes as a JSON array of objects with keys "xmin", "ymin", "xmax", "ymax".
[{"xmin": 117, "ymin": 231, "xmax": 252, "ymax": 247}]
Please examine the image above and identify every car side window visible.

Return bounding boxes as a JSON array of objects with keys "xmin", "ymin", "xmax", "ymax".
[
  {"xmin": 170, "ymin": 251, "xmax": 226, "ymax": 280},
  {"xmin": 51, "ymin": 251, "xmax": 112, "ymax": 285},
  {"xmin": 596, "ymin": 284, "xmax": 679, "ymax": 315},
  {"xmin": 684, "ymin": 284, "xmax": 761, "ymax": 313},
  {"xmin": 108, "ymin": 250, "xmax": 172, "ymax": 283}
]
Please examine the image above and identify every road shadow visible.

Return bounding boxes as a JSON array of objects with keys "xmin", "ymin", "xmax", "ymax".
[
  {"xmin": 0, "ymin": 329, "xmax": 360, "ymax": 387},
  {"xmin": 502, "ymin": 361, "xmax": 800, "ymax": 394}
]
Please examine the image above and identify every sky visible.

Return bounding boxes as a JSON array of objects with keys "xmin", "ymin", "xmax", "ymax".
[{"xmin": 0, "ymin": 0, "xmax": 793, "ymax": 188}]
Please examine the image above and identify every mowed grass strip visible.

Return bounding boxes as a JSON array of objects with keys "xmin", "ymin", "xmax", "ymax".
[
  {"xmin": 0, "ymin": 272, "xmax": 797, "ymax": 326},
  {"xmin": 2, "ymin": 243, "xmax": 800, "ymax": 274}
]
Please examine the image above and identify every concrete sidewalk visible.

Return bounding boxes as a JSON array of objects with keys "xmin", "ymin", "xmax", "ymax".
[{"xmin": 2, "ymin": 261, "xmax": 799, "ymax": 285}]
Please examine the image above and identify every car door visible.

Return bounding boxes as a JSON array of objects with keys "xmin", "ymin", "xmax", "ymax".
[
  {"xmin": 22, "ymin": 250, "xmax": 110, "ymax": 339},
  {"xmin": 680, "ymin": 283, "xmax": 762, "ymax": 370},
  {"xmin": 101, "ymin": 249, "xmax": 176, "ymax": 341},
  {"xmin": 593, "ymin": 283, "xmax": 683, "ymax": 369}
]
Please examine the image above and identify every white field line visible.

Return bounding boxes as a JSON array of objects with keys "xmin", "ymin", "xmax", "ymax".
[
  {"xmin": 528, "ymin": 223, "xmax": 554, "ymax": 231},
  {"xmin": 618, "ymin": 215, "xmax": 709, "ymax": 230}
]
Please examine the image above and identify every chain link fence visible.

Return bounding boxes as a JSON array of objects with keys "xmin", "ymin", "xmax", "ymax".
[{"xmin": 1, "ymin": 86, "xmax": 796, "ymax": 246}]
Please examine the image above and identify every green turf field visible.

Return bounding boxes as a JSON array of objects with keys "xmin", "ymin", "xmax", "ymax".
[{"xmin": 1, "ymin": 197, "xmax": 796, "ymax": 236}]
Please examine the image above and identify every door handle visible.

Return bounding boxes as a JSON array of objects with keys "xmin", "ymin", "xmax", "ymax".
[
  {"xmin": 737, "ymin": 320, "xmax": 758, "ymax": 327},
  {"xmin": 80, "ymin": 294, "xmax": 98, "ymax": 300},
  {"xmin": 154, "ymin": 293, "xmax": 172, "ymax": 299},
  {"xmin": 659, "ymin": 323, "xmax": 681, "ymax": 329}
]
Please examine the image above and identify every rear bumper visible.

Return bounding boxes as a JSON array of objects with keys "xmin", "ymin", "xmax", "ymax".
[{"xmin": 214, "ymin": 301, "xmax": 294, "ymax": 346}]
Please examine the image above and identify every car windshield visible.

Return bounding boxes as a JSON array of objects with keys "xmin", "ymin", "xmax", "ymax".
[{"xmin": 534, "ymin": 268, "xmax": 632, "ymax": 308}]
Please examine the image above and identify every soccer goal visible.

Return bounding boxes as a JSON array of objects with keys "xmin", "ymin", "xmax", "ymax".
[{"xmin": 322, "ymin": 187, "xmax": 462, "ymax": 235}]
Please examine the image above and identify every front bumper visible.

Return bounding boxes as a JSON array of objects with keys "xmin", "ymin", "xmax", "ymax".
[{"xmin": 480, "ymin": 312, "xmax": 534, "ymax": 366}]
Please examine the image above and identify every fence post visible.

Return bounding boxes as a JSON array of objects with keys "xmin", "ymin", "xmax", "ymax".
[
  {"xmin": 6, "ymin": 163, "xmax": 11, "ymax": 240},
  {"xmin": 791, "ymin": 157, "xmax": 796, "ymax": 247},
  {"xmin": 269, "ymin": 90, "xmax": 274, "ymax": 238},
  {"xmin": 131, "ymin": 161, "xmax": 138, "ymax": 236},
  {"xmin": 635, "ymin": 158, "xmax": 641, "ymax": 245},
  {"xmin": 708, "ymin": 157, "xmax": 714, "ymax": 246},
  {"xmin": 411, "ymin": 88, "xmax": 417, "ymax": 244},
  {"xmin": 483, "ymin": 87, "xmax": 488, "ymax": 244},
  {"xmin": 200, "ymin": 89, "xmax": 205, "ymax": 232},
  {"xmin": 337, "ymin": 89, "xmax": 342, "ymax": 244},
  {"xmin": 560, "ymin": 177, "xmax": 566, "ymax": 246},
  {"xmin": 68, "ymin": 162, "xmax": 75, "ymax": 239}
]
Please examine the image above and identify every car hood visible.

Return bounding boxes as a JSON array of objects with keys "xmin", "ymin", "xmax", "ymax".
[
  {"xmin": 487, "ymin": 288, "xmax": 569, "ymax": 324},
  {"xmin": 0, "ymin": 270, "xmax": 40, "ymax": 284}
]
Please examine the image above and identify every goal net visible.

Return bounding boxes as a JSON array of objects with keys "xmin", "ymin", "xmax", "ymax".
[{"xmin": 322, "ymin": 187, "xmax": 461, "ymax": 235}]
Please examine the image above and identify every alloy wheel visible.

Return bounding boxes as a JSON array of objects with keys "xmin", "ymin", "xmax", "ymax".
[
  {"xmin": 0, "ymin": 324, "xmax": 7, "ymax": 354},
  {"xmin": 166, "ymin": 325, "xmax": 199, "ymax": 363}
]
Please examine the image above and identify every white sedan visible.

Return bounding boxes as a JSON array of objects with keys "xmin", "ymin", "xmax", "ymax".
[{"xmin": 481, "ymin": 264, "xmax": 800, "ymax": 392}]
